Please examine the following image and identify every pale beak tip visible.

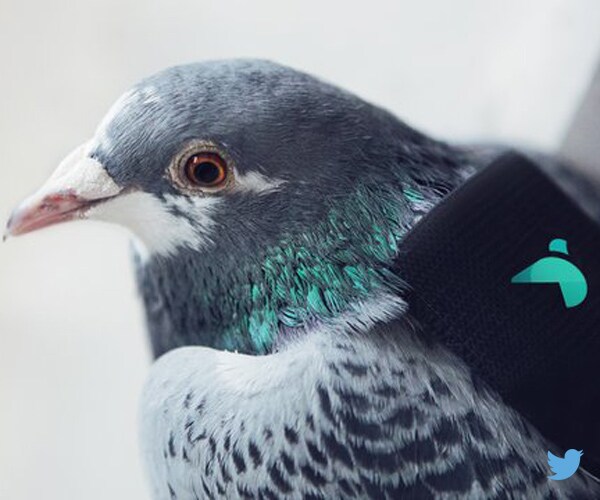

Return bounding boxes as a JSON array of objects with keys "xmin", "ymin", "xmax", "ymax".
[
  {"xmin": 4, "ymin": 191, "xmax": 93, "ymax": 239},
  {"xmin": 4, "ymin": 211, "xmax": 17, "ymax": 241}
]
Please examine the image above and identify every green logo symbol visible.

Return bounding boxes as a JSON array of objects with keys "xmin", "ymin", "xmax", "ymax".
[{"xmin": 511, "ymin": 239, "xmax": 587, "ymax": 309}]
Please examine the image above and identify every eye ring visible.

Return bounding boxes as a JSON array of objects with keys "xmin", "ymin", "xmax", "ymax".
[{"xmin": 168, "ymin": 140, "xmax": 233, "ymax": 194}]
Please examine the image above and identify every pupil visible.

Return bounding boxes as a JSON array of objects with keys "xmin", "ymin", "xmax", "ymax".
[{"xmin": 194, "ymin": 161, "xmax": 220, "ymax": 184}]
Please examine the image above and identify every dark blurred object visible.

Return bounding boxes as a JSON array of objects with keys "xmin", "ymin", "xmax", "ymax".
[{"xmin": 397, "ymin": 153, "xmax": 600, "ymax": 478}]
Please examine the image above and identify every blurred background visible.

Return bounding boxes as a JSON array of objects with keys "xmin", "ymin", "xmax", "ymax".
[{"xmin": 1, "ymin": 1, "xmax": 599, "ymax": 498}]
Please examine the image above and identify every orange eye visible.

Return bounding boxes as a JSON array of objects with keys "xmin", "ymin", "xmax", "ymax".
[
  {"xmin": 184, "ymin": 152, "xmax": 228, "ymax": 188},
  {"xmin": 168, "ymin": 141, "xmax": 233, "ymax": 194}
]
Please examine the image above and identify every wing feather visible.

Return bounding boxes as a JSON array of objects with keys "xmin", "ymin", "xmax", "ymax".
[{"xmin": 141, "ymin": 322, "xmax": 600, "ymax": 499}]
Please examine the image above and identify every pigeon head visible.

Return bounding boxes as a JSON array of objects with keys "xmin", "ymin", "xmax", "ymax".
[{"xmin": 7, "ymin": 59, "xmax": 469, "ymax": 356}]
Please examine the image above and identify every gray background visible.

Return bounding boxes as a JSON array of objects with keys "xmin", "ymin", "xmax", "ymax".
[{"xmin": 1, "ymin": 1, "xmax": 599, "ymax": 498}]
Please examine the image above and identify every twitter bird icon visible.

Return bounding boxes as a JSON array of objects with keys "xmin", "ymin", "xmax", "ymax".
[{"xmin": 547, "ymin": 449, "xmax": 583, "ymax": 480}]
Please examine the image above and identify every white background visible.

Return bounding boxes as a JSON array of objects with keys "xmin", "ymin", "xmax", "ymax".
[{"xmin": 1, "ymin": 1, "xmax": 599, "ymax": 498}]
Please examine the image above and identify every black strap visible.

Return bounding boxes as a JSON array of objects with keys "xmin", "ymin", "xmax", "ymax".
[{"xmin": 396, "ymin": 152, "xmax": 600, "ymax": 475}]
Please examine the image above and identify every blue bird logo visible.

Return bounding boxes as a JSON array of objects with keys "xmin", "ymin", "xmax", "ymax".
[
  {"xmin": 547, "ymin": 449, "xmax": 583, "ymax": 480},
  {"xmin": 511, "ymin": 239, "xmax": 588, "ymax": 308}
]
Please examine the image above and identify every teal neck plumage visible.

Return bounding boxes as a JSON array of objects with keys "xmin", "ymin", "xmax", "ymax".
[
  {"xmin": 239, "ymin": 184, "xmax": 415, "ymax": 353},
  {"xmin": 140, "ymin": 181, "xmax": 427, "ymax": 357}
]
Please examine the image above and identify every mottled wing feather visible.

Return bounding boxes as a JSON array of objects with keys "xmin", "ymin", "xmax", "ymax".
[{"xmin": 141, "ymin": 322, "xmax": 600, "ymax": 499}]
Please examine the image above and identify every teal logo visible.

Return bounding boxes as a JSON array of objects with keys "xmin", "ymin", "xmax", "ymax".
[{"xmin": 511, "ymin": 239, "xmax": 587, "ymax": 309}]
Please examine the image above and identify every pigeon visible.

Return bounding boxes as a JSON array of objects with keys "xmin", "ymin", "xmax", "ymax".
[{"xmin": 6, "ymin": 60, "xmax": 600, "ymax": 498}]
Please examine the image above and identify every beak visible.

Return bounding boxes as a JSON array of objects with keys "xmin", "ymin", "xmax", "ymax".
[{"xmin": 5, "ymin": 142, "xmax": 122, "ymax": 239}]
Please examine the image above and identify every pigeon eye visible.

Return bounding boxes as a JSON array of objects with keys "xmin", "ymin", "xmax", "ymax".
[
  {"xmin": 168, "ymin": 141, "xmax": 233, "ymax": 194},
  {"xmin": 184, "ymin": 153, "xmax": 228, "ymax": 188}
]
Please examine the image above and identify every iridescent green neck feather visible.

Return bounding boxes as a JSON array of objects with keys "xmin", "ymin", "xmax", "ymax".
[{"xmin": 137, "ymin": 181, "xmax": 431, "ymax": 357}]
